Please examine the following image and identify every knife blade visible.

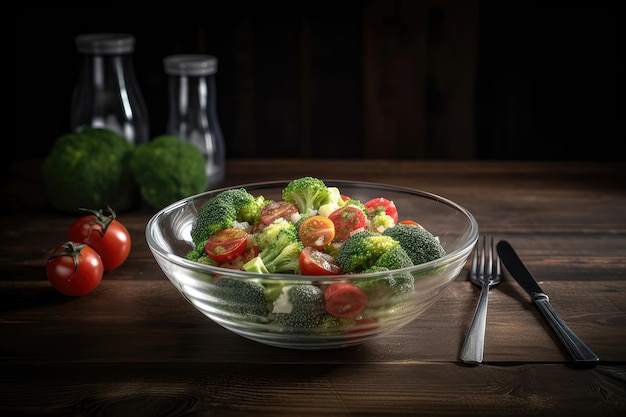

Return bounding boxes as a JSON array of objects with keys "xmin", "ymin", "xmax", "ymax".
[{"xmin": 496, "ymin": 240, "xmax": 599, "ymax": 366}]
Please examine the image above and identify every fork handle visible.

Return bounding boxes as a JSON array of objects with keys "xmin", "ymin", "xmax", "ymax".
[{"xmin": 459, "ymin": 281, "xmax": 490, "ymax": 364}]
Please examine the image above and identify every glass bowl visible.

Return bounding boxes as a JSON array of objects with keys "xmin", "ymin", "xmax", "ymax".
[{"xmin": 146, "ymin": 180, "xmax": 479, "ymax": 350}]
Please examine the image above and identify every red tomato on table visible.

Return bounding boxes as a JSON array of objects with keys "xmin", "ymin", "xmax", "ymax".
[
  {"xmin": 46, "ymin": 241, "xmax": 104, "ymax": 296},
  {"xmin": 66, "ymin": 207, "xmax": 131, "ymax": 271}
]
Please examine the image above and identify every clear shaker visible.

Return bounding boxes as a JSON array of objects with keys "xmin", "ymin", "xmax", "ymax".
[
  {"xmin": 71, "ymin": 33, "xmax": 149, "ymax": 145},
  {"xmin": 163, "ymin": 54, "xmax": 226, "ymax": 185}
]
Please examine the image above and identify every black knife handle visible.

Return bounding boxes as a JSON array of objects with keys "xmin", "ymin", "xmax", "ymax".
[{"xmin": 532, "ymin": 293, "xmax": 600, "ymax": 365}]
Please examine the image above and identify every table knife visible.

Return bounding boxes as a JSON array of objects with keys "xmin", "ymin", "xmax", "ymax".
[{"xmin": 496, "ymin": 240, "xmax": 599, "ymax": 366}]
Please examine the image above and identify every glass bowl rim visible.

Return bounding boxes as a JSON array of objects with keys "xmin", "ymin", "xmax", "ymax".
[{"xmin": 146, "ymin": 179, "xmax": 479, "ymax": 282}]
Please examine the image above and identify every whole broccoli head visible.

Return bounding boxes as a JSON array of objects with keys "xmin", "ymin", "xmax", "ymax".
[
  {"xmin": 382, "ymin": 223, "xmax": 446, "ymax": 265},
  {"xmin": 271, "ymin": 284, "xmax": 326, "ymax": 330},
  {"xmin": 336, "ymin": 230, "xmax": 409, "ymax": 273},
  {"xmin": 282, "ymin": 176, "xmax": 330, "ymax": 215},
  {"xmin": 190, "ymin": 188, "xmax": 263, "ymax": 246},
  {"xmin": 42, "ymin": 127, "xmax": 138, "ymax": 214},
  {"xmin": 129, "ymin": 135, "xmax": 208, "ymax": 210}
]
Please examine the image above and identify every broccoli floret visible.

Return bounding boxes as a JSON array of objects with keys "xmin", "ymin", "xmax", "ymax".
[
  {"xmin": 335, "ymin": 230, "xmax": 404, "ymax": 273},
  {"xmin": 215, "ymin": 188, "xmax": 268, "ymax": 224},
  {"xmin": 382, "ymin": 223, "xmax": 446, "ymax": 265},
  {"xmin": 242, "ymin": 218, "xmax": 303, "ymax": 274},
  {"xmin": 243, "ymin": 233, "xmax": 303, "ymax": 274},
  {"xmin": 129, "ymin": 135, "xmax": 207, "ymax": 210},
  {"xmin": 254, "ymin": 218, "xmax": 298, "ymax": 251},
  {"xmin": 282, "ymin": 176, "xmax": 330, "ymax": 215},
  {"xmin": 356, "ymin": 265, "xmax": 414, "ymax": 313},
  {"xmin": 42, "ymin": 127, "xmax": 138, "ymax": 214},
  {"xmin": 190, "ymin": 188, "xmax": 263, "ymax": 246},
  {"xmin": 212, "ymin": 276, "xmax": 270, "ymax": 321},
  {"xmin": 262, "ymin": 240, "xmax": 304, "ymax": 274},
  {"xmin": 271, "ymin": 284, "xmax": 326, "ymax": 330},
  {"xmin": 190, "ymin": 199, "xmax": 237, "ymax": 245}
]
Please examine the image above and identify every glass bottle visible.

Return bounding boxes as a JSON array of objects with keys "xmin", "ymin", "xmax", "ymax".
[
  {"xmin": 71, "ymin": 33, "xmax": 149, "ymax": 145},
  {"xmin": 163, "ymin": 54, "xmax": 226, "ymax": 185}
]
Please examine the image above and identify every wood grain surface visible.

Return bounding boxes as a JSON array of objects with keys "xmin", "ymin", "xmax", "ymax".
[{"xmin": 2, "ymin": 159, "xmax": 625, "ymax": 416}]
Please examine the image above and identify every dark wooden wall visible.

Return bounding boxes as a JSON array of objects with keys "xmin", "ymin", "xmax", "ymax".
[{"xmin": 10, "ymin": 2, "xmax": 624, "ymax": 163}]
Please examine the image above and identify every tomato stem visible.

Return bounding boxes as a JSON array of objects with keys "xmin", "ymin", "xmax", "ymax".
[
  {"xmin": 49, "ymin": 241, "xmax": 88, "ymax": 274},
  {"xmin": 78, "ymin": 204, "xmax": 117, "ymax": 235}
]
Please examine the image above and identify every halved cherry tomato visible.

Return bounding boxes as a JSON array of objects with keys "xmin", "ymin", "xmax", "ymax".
[
  {"xmin": 399, "ymin": 220, "xmax": 420, "ymax": 226},
  {"xmin": 205, "ymin": 228, "xmax": 249, "ymax": 263},
  {"xmin": 328, "ymin": 205, "xmax": 367, "ymax": 242},
  {"xmin": 298, "ymin": 215, "xmax": 335, "ymax": 249},
  {"xmin": 260, "ymin": 201, "xmax": 299, "ymax": 225},
  {"xmin": 364, "ymin": 197, "xmax": 399, "ymax": 223},
  {"xmin": 46, "ymin": 241, "xmax": 104, "ymax": 296},
  {"xmin": 324, "ymin": 283, "xmax": 367, "ymax": 318},
  {"xmin": 299, "ymin": 246, "xmax": 342, "ymax": 275},
  {"xmin": 219, "ymin": 244, "xmax": 260, "ymax": 270}
]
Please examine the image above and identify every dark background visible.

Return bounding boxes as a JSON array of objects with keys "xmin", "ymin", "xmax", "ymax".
[{"xmin": 10, "ymin": 1, "xmax": 624, "ymax": 164}]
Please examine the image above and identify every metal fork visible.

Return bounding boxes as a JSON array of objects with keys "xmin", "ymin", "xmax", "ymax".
[{"xmin": 459, "ymin": 235, "xmax": 502, "ymax": 364}]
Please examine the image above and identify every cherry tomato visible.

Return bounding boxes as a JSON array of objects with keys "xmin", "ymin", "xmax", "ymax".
[
  {"xmin": 219, "ymin": 244, "xmax": 260, "ymax": 270},
  {"xmin": 364, "ymin": 198, "xmax": 399, "ymax": 223},
  {"xmin": 298, "ymin": 215, "xmax": 335, "ymax": 249},
  {"xmin": 260, "ymin": 201, "xmax": 299, "ymax": 225},
  {"xmin": 46, "ymin": 241, "xmax": 104, "ymax": 296},
  {"xmin": 299, "ymin": 246, "xmax": 342, "ymax": 275},
  {"xmin": 324, "ymin": 283, "xmax": 367, "ymax": 318},
  {"xmin": 328, "ymin": 205, "xmax": 367, "ymax": 242},
  {"xmin": 205, "ymin": 228, "xmax": 249, "ymax": 263},
  {"xmin": 399, "ymin": 220, "xmax": 420, "ymax": 226},
  {"xmin": 66, "ymin": 206, "xmax": 131, "ymax": 271}
]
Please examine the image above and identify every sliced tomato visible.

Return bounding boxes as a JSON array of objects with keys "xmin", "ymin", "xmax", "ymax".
[
  {"xmin": 324, "ymin": 283, "xmax": 367, "ymax": 318},
  {"xmin": 298, "ymin": 215, "xmax": 335, "ymax": 249},
  {"xmin": 219, "ymin": 244, "xmax": 260, "ymax": 270},
  {"xmin": 399, "ymin": 220, "xmax": 420, "ymax": 226},
  {"xmin": 364, "ymin": 197, "xmax": 399, "ymax": 223},
  {"xmin": 205, "ymin": 228, "xmax": 249, "ymax": 263},
  {"xmin": 328, "ymin": 205, "xmax": 367, "ymax": 242},
  {"xmin": 260, "ymin": 201, "xmax": 299, "ymax": 225},
  {"xmin": 299, "ymin": 246, "xmax": 342, "ymax": 275}
]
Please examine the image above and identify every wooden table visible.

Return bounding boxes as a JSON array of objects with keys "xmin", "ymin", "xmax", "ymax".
[{"xmin": 2, "ymin": 159, "xmax": 625, "ymax": 416}]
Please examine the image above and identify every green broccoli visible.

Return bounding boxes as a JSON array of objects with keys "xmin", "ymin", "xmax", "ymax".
[
  {"xmin": 253, "ymin": 218, "xmax": 298, "ymax": 250},
  {"xmin": 129, "ymin": 135, "xmax": 208, "ymax": 210},
  {"xmin": 370, "ymin": 213, "xmax": 396, "ymax": 234},
  {"xmin": 212, "ymin": 276, "xmax": 270, "ymax": 321},
  {"xmin": 271, "ymin": 284, "xmax": 326, "ymax": 330},
  {"xmin": 335, "ymin": 230, "xmax": 409, "ymax": 273},
  {"xmin": 42, "ymin": 127, "xmax": 138, "ymax": 214},
  {"xmin": 242, "ymin": 220, "xmax": 304, "ymax": 274},
  {"xmin": 382, "ymin": 223, "xmax": 446, "ymax": 265},
  {"xmin": 190, "ymin": 187, "xmax": 265, "ymax": 246},
  {"xmin": 282, "ymin": 176, "xmax": 330, "ymax": 215}
]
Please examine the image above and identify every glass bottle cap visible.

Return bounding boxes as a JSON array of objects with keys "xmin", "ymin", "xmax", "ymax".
[
  {"xmin": 163, "ymin": 54, "xmax": 218, "ymax": 76},
  {"xmin": 75, "ymin": 33, "xmax": 136, "ymax": 54}
]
